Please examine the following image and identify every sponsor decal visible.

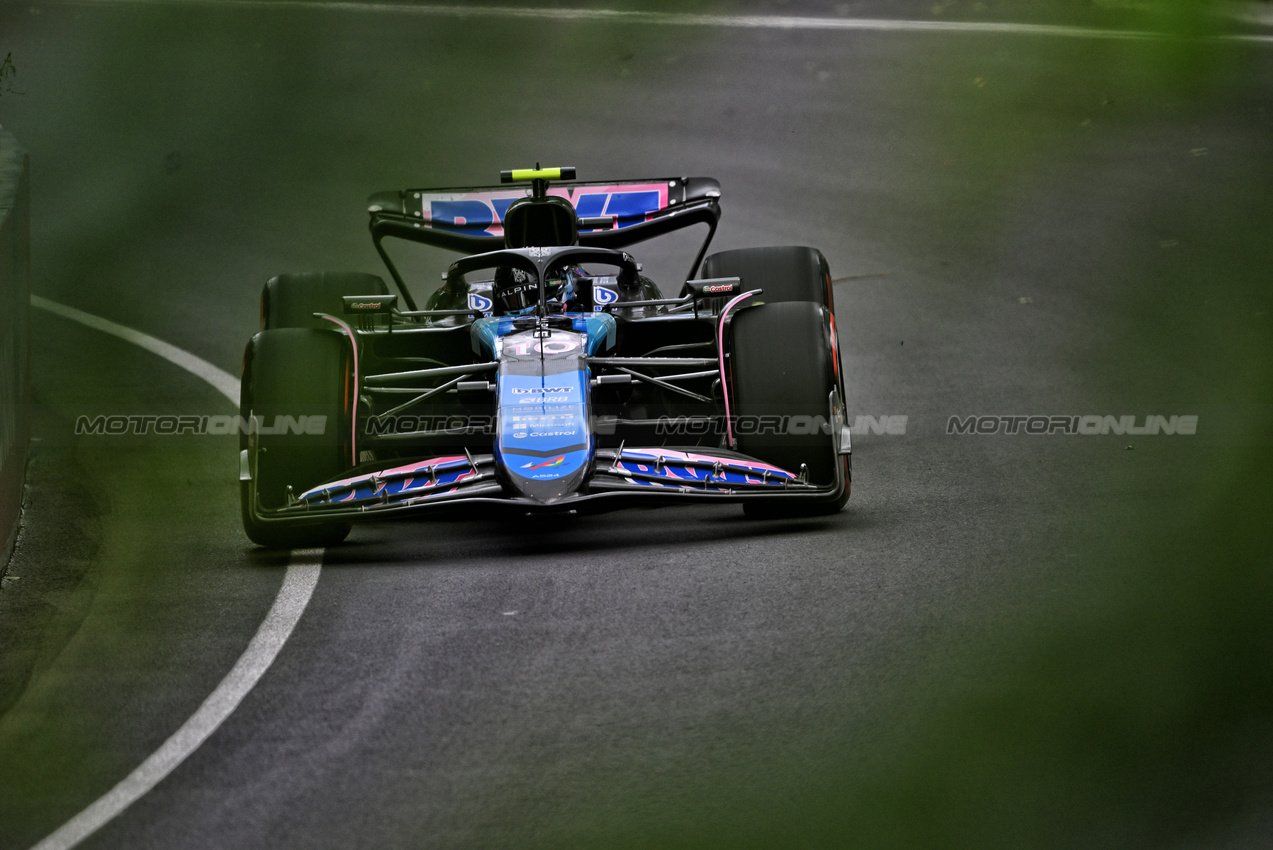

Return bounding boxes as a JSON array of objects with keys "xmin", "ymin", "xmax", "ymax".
[
  {"xmin": 419, "ymin": 183, "xmax": 669, "ymax": 237},
  {"xmin": 497, "ymin": 373, "xmax": 590, "ymax": 481},
  {"xmin": 297, "ymin": 456, "xmax": 477, "ymax": 503},
  {"xmin": 468, "ymin": 293, "xmax": 493, "ymax": 314},
  {"xmin": 506, "ymin": 413, "xmax": 575, "ymax": 424},
  {"xmin": 538, "ymin": 339, "xmax": 578, "ymax": 355},
  {"xmin": 522, "ymin": 455, "xmax": 566, "ymax": 471},
  {"xmin": 501, "ymin": 337, "xmax": 581, "ymax": 356},
  {"xmin": 593, "ymin": 285, "xmax": 619, "ymax": 306},
  {"xmin": 342, "ymin": 295, "xmax": 398, "ymax": 314}
]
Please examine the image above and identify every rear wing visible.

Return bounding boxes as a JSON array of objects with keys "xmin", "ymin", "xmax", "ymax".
[{"xmin": 368, "ymin": 176, "xmax": 722, "ymax": 307}]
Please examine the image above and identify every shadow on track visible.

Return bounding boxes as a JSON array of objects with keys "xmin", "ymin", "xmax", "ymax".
[{"xmin": 313, "ymin": 504, "xmax": 877, "ymax": 567}]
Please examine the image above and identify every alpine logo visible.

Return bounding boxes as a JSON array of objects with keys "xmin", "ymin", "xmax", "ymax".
[{"xmin": 522, "ymin": 455, "xmax": 566, "ymax": 471}]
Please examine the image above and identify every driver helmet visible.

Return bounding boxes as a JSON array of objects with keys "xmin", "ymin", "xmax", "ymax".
[
  {"xmin": 493, "ymin": 264, "xmax": 591, "ymax": 315},
  {"xmin": 493, "ymin": 266, "xmax": 539, "ymax": 316},
  {"xmin": 547, "ymin": 265, "xmax": 588, "ymax": 313}
]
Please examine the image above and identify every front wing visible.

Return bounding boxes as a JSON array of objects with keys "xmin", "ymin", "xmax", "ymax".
[{"xmin": 241, "ymin": 444, "xmax": 847, "ymax": 524}]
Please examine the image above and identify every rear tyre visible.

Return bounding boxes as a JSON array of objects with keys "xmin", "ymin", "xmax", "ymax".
[
  {"xmin": 240, "ymin": 328, "xmax": 353, "ymax": 548},
  {"xmin": 729, "ymin": 301, "xmax": 848, "ymax": 517},
  {"xmin": 261, "ymin": 271, "xmax": 389, "ymax": 330},
  {"xmin": 700, "ymin": 246, "xmax": 835, "ymax": 312}
]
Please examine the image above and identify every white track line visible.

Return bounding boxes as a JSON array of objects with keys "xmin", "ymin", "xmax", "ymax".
[
  {"xmin": 28, "ymin": 296, "xmax": 323, "ymax": 850},
  {"xmin": 29, "ymin": 552, "xmax": 323, "ymax": 850},
  {"xmin": 30, "ymin": 295, "xmax": 239, "ymax": 407}
]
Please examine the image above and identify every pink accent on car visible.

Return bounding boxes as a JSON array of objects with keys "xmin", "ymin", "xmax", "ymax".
[
  {"xmin": 299, "ymin": 455, "xmax": 467, "ymax": 499},
  {"xmin": 716, "ymin": 290, "xmax": 758, "ymax": 449},
  {"xmin": 623, "ymin": 448, "xmax": 794, "ymax": 478},
  {"xmin": 321, "ymin": 314, "xmax": 361, "ymax": 467}
]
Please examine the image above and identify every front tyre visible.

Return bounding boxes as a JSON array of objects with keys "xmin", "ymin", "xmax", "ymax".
[
  {"xmin": 240, "ymin": 328, "xmax": 353, "ymax": 548},
  {"xmin": 729, "ymin": 301, "xmax": 849, "ymax": 517}
]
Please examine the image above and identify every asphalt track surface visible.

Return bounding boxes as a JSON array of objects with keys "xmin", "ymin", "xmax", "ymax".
[{"xmin": 1, "ymin": 2, "xmax": 1272, "ymax": 848}]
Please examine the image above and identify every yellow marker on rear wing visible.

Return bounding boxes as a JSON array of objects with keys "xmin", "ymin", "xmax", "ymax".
[{"xmin": 501, "ymin": 166, "xmax": 577, "ymax": 183}]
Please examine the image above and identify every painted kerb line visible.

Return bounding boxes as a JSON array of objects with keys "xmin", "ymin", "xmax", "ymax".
[{"xmin": 29, "ymin": 296, "xmax": 323, "ymax": 850}]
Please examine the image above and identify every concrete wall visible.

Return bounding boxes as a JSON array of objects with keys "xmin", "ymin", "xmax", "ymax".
[{"xmin": 0, "ymin": 126, "xmax": 30, "ymax": 575}]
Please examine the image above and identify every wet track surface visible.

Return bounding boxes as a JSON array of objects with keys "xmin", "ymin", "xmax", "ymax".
[{"xmin": 1, "ymin": 2, "xmax": 1271, "ymax": 847}]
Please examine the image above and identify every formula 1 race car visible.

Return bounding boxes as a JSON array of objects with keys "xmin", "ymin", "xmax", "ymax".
[{"xmin": 239, "ymin": 167, "xmax": 850, "ymax": 547}]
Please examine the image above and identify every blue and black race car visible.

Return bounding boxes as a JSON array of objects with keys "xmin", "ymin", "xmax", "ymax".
[{"xmin": 239, "ymin": 167, "xmax": 850, "ymax": 547}]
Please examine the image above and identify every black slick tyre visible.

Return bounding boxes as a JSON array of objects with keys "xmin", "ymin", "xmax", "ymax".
[
  {"xmin": 240, "ymin": 328, "xmax": 353, "ymax": 548},
  {"xmin": 261, "ymin": 271, "xmax": 389, "ymax": 330},
  {"xmin": 729, "ymin": 301, "xmax": 848, "ymax": 517},
  {"xmin": 700, "ymin": 246, "xmax": 835, "ymax": 311}
]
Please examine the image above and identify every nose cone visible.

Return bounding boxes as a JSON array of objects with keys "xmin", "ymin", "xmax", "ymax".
[
  {"xmin": 504, "ymin": 452, "xmax": 592, "ymax": 504},
  {"xmin": 495, "ymin": 329, "xmax": 595, "ymax": 504}
]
